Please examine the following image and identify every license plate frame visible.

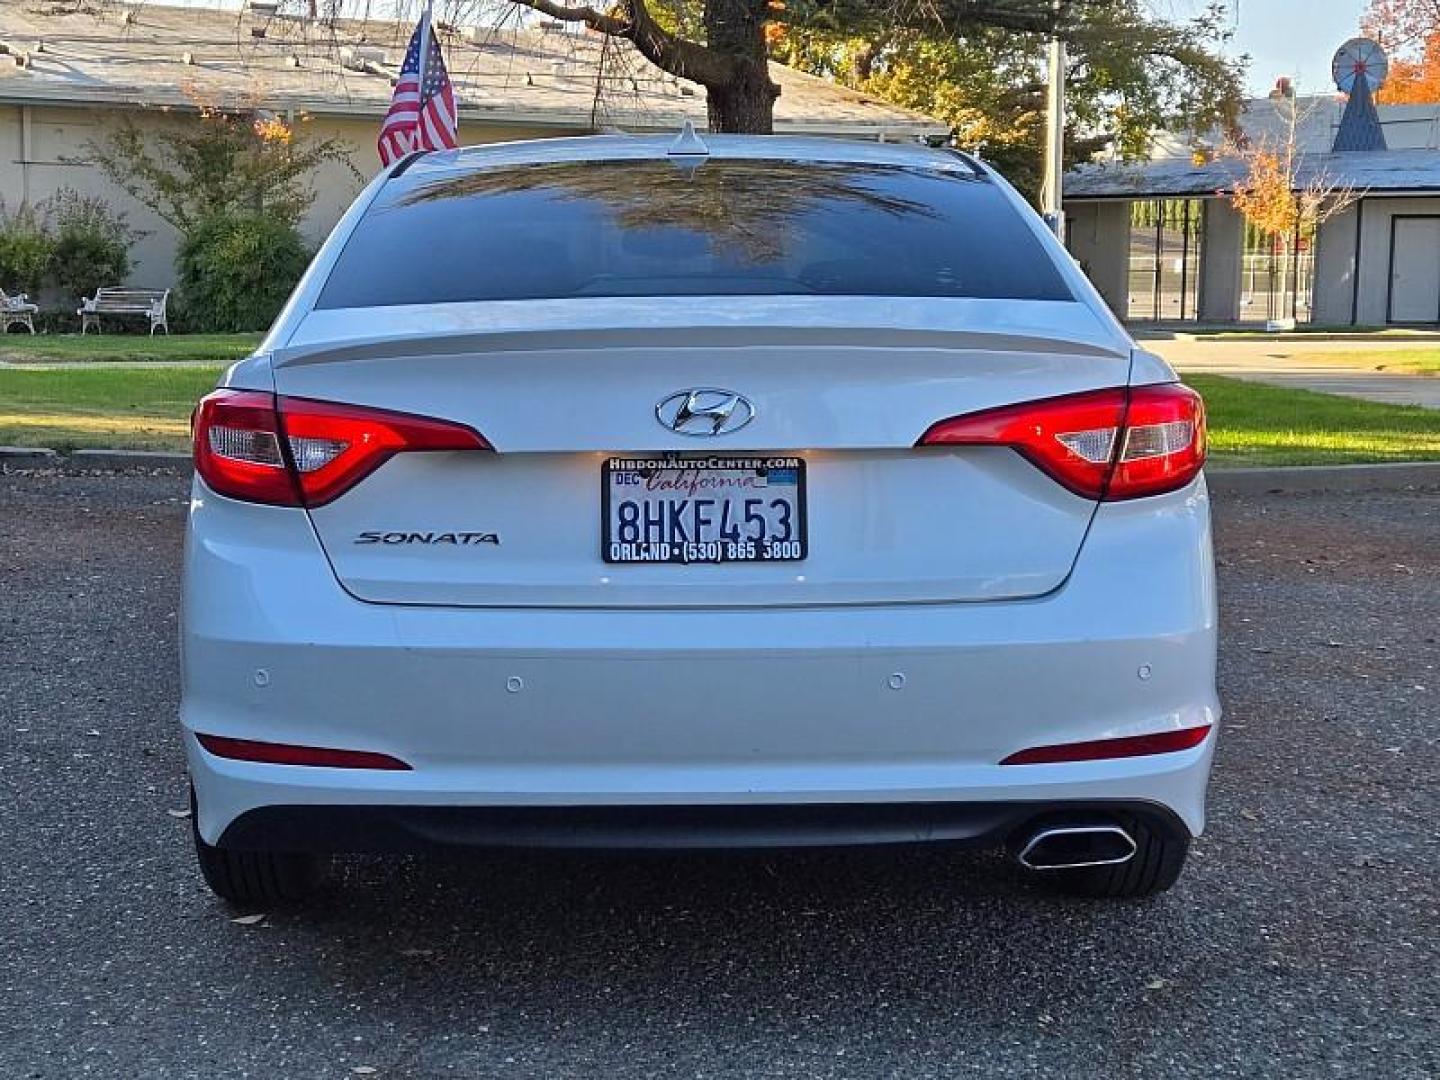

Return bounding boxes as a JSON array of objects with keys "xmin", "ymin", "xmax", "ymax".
[{"xmin": 601, "ymin": 455, "xmax": 808, "ymax": 565}]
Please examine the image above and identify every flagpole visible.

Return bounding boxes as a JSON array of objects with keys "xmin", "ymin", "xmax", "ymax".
[
  {"xmin": 416, "ymin": 0, "xmax": 433, "ymax": 119},
  {"xmin": 1039, "ymin": 0, "xmax": 1065, "ymax": 240}
]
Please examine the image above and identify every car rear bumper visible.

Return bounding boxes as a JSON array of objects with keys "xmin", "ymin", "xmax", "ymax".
[{"xmin": 182, "ymin": 474, "xmax": 1220, "ymax": 847}]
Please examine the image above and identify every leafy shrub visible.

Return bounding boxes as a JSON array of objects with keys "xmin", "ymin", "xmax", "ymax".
[
  {"xmin": 177, "ymin": 213, "xmax": 310, "ymax": 332},
  {"xmin": 0, "ymin": 201, "xmax": 55, "ymax": 296},
  {"xmin": 84, "ymin": 107, "xmax": 359, "ymax": 233},
  {"xmin": 46, "ymin": 189, "xmax": 137, "ymax": 305}
]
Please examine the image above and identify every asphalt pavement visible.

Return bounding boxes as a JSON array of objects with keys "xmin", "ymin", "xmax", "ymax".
[
  {"xmin": 1141, "ymin": 336, "xmax": 1440, "ymax": 409},
  {"xmin": 1, "ymin": 470, "xmax": 1436, "ymax": 1079}
]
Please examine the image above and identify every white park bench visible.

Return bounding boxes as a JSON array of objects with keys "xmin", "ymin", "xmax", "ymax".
[
  {"xmin": 78, "ymin": 287, "xmax": 170, "ymax": 335},
  {"xmin": 2, "ymin": 288, "xmax": 38, "ymax": 333}
]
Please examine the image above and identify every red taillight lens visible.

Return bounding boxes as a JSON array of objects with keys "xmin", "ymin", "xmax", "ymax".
[
  {"xmin": 917, "ymin": 383, "xmax": 1206, "ymax": 501},
  {"xmin": 192, "ymin": 390, "xmax": 299, "ymax": 506},
  {"xmin": 279, "ymin": 395, "xmax": 491, "ymax": 506},
  {"xmin": 918, "ymin": 388, "xmax": 1125, "ymax": 499},
  {"xmin": 1000, "ymin": 724, "xmax": 1212, "ymax": 765},
  {"xmin": 1110, "ymin": 384, "xmax": 1208, "ymax": 500},
  {"xmin": 195, "ymin": 733, "xmax": 411, "ymax": 770},
  {"xmin": 193, "ymin": 389, "xmax": 490, "ymax": 507}
]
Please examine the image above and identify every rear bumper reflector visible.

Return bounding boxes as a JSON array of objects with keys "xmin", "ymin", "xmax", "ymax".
[
  {"xmin": 999, "ymin": 725, "xmax": 1212, "ymax": 765},
  {"xmin": 195, "ymin": 734, "xmax": 412, "ymax": 771}
]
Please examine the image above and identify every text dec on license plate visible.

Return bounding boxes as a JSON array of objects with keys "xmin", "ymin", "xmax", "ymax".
[{"xmin": 602, "ymin": 456, "xmax": 808, "ymax": 564}]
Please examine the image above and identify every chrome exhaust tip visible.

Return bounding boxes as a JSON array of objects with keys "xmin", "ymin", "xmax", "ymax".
[{"xmin": 1017, "ymin": 824, "xmax": 1137, "ymax": 871}]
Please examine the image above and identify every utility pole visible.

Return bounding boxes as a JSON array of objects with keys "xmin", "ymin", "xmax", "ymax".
[{"xmin": 1040, "ymin": 0, "xmax": 1066, "ymax": 239}]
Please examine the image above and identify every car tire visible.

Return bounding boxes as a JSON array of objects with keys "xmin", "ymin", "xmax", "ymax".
[
  {"xmin": 190, "ymin": 788, "xmax": 324, "ymax": 906},
  {"xmin": 1047, "ymin": 814, "xmax": 1190, "ymax": 899}
]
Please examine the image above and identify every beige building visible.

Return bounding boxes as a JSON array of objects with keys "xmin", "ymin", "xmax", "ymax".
[
  {"xmin": 1063, "ymin": 95, "xmax": 1440, "ymax": 327},
  {"xmin": 0, "ymin": 2, "xmax": 943, "ymax": 293}
]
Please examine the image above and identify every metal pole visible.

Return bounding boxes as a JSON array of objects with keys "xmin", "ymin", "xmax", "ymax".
[
  {"xmin": 1180, "ymin": 200, "xmax": 1191, "ymax": 321},
  {"xmin": 1040, "ymin": 2, "xmax": 1066, "ymax": 238},
  {"xmin": 417, "ymin": 1, "xmax": 433, "ymax": 113},
  {"xmin": 1154, "ymin": 203, "xmax": 1162, "ymax": 322}
]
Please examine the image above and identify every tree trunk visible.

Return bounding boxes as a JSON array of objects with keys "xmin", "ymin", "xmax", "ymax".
[
  {"xmin": 702, "ymin": 0, "xmax": 780, "ymax": 133},
  {"xmin": 706, "ymin": 65, "xmax": 780, "ymax": 133}
]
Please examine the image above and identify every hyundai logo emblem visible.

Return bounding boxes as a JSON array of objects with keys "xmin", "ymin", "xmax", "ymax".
[{"xmin": 655, "ymin": 388, "xmax": 755, "ymax": 437}]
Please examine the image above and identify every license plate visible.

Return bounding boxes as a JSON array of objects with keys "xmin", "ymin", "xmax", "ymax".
[{"xmin": 602, "ymin": 456, "xmax": 807, "ymax": 564}]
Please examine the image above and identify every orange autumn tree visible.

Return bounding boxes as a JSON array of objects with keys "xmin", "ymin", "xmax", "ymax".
[
  {"xmin": 1363, "ymin": 0, "xmax": 1440, "ymax": 102},
  {"xmin": 1227, "ymin": 95, "xmax": 1359, "ymax": 317}
]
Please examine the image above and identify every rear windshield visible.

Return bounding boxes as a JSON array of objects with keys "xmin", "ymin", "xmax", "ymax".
[{"xmin": 316, "ymin": 158, "xmax": 1073, "ymax": 308}]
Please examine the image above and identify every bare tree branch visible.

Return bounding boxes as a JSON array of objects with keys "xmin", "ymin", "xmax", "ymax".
[
  {"xmin": 507, "ymin": 0, "xmax": 629, "ymax": 36},
  {"xmin": 506, "ymin": 0, "xmax": 738, "ymax": 87}
]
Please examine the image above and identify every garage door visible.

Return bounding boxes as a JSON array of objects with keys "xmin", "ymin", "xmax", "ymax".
[{"xmin": 1388, "ymin": 217, "xmax": 1440, "ymax": 324}]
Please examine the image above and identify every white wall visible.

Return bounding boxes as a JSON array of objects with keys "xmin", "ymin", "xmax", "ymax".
[
  {"xmin": 1196, "ymin": 201, "xmax": 1243, "ymax": 322},
  {"xmin": 1313, "ymin": 195, "xmax": 1440, "ymax": 325},
  {"xmin": 1064, "ymin": 200, "xmax": 1130, "ymax": 316},
  {"xmin": 1, "ymin": 103, "xmax": 561, "ymax": 297}
]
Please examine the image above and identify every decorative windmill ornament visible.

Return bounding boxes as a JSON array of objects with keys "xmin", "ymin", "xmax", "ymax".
[
  {"xmin": 1332, "ymin": 37, "xmax": 1389, "ymax": 96},
  {"xmin": 1331, "ymin": 37, "xmax": 1389, "ymax": 153}
]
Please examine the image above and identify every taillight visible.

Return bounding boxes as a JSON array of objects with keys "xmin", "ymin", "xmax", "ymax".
[
  {"xmin": 1110, "ymin": 385, "xmax": 1208, "ymax": 499},
  {"xmin": 193, "ymin": 389, "xmax": 490, "ymax": 507},
  {"xmin": 917, "ymin": 383, "xmax": 1206, "ymax": 501},
  {"xmin": 1000, "ymin": 724, "xmax": 1212, "ymax": 765}
]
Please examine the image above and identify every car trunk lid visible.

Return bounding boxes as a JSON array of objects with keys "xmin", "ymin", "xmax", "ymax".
[{"xmin": 271, "ymin": 297, "xmax": 1131, "ymax": 609}]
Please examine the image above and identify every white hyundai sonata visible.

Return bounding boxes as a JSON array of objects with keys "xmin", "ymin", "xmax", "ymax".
[{"xmin": 182, "ymin": 133, "xmax": 1218, "ymax": 905}]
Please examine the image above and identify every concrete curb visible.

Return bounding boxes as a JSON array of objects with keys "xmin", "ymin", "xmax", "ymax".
[
  {"xmin": 1207, "ymin": 462, "xmax": 1440, "ymax": 495},
  {"xmin": 1, "ymin": 446, "xmax": 189, "ymax": 471},
  {"xmin": 0, "ymin": 446, "xmax": 59, "ymax": 465},
  {"xmin": 4, "ymin": 446, "xmax": 1439, "ymax": 493}
]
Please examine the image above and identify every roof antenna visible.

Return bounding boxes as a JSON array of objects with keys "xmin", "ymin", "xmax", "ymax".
[{"xmin": 668, "ymin": 119, "xmax": 709, "ymax": 158}]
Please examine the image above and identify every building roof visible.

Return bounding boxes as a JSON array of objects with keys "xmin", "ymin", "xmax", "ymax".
[
  {"xmin": 0, "ymin": 3, "xmax": 943, "ymax": 138},
  {"xmin": 1065, "ymin": 148, "xmax": 1440, "ymax": 200}
]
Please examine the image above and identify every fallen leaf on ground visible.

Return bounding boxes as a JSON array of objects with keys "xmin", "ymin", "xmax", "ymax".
[{"xmin": 230, "ymin": 913, "xmax": 266, "ymax": 926}]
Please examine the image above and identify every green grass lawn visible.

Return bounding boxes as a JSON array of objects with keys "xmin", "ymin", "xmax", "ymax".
[
  {"xmin": 1176, "ymin": 346, "xmax": 1440, "ymax": 378},
  {"xmin": 0, "ymin": 365, "xmax": 222, "ymax": 452},
  {"xmin": 1, "ymin": 366, "xmax": 1438, "ymax": 464},
  {"xmin": 1186, "ymin": 374, "xmax": 1440, "ymax": 467},
  {"xmin": 1309, "ymin": 348, "xmax": 1440, "ymax": 377},
  {"xmin": 0, "ymin": 332, "xmax": 262, "ymax": 364}
]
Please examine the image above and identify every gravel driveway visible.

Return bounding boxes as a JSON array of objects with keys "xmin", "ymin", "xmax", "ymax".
[{"xmin": 2, "ymin": 471, "xmax": 1435, "ymax": 1078}]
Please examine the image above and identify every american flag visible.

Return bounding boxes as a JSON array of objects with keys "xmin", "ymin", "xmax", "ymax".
[{"xmin": 377, "ymin": 10, "xmax": 458, "ymax": 166}]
